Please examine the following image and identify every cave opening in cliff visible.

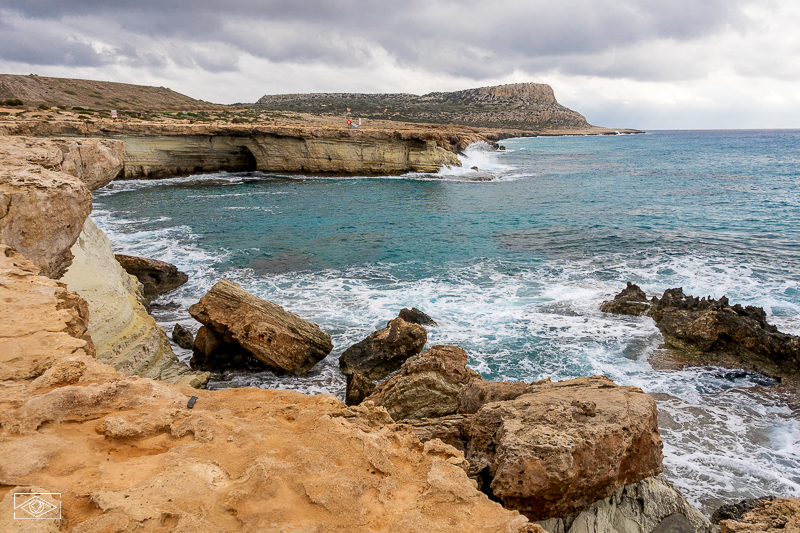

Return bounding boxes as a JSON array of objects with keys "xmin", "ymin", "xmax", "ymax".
[{"xmin": 234, "ymin": 146, "xmax": 257, "ymax": 172}]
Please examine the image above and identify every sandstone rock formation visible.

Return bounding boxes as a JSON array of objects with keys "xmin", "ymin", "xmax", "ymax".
[
  {"xmin": 463, "ymin": 376, "xmax": 663, "ymax": 520},
  {"xmin": 399, "ymin": 306, "xmax": 439, "ymax": 326},
  {"xmin": 600, "ymin": 282, "xmax": 651, "ymax": 316},
  {"xmin": 720, "ymin": 498, "xmax": 799, "ymax": 533},
  {"xmin": 115, "ymin": 253, "xmax": 189, "ymax": 302},
  {"xmin": 0, "ymin": 250, "xmax": 537, "ymax": 532},
  {"xmin": 189, "ymin": 279, "xmax": 333, "ymax": 375},
  {"xmin": 172, "ymin": 323, "xmax": 195, "ymax": 350},
  {"xmin": 61, "ymin": 218, "xmax": 208, "ymax": 388},
  {"xmin": 603, "ymin": 284, "xmax": 800, "ymax": 380},
  {"xmin": 0, "ymin": 154, "xmax": 91, "ymax": 278},
  {"xmin": 366, "ymin": 345, "xmax": 482, "ymax": 420},
  {"xmin": 339, "ymin": 317, "xmax": 428, "ymax": 381},
  {"xmin": 713, "ymin": 496, "xmax": 776, "ymax": 524},
  {"xmin": 534, "ymin": 476, "xmax": 710, "ymax": 533}
]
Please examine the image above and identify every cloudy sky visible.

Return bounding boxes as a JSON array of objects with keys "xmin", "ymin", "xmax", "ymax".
[{"xmin": 1, "ymin": 0, "xmax": 799, "ymax": 129}]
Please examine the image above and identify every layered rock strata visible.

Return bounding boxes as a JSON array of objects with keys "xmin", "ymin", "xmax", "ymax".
[
  {"xmin": 0, "ymin": 250, "xmax": 538, "ymax": 532},
  {"xmin": 61, "ymin": 218, "xmax": 208, "ymax": 388},
  {"xmin": 189, "ymin": 279, "xmax": 333, "ymax": 375},
  {"xmin": 602, "ymin": 284, "xmax": 800, "ymax": 380},
  {"xmin": 115, "ymin": 253, "xmax": 189, "ymax": 302}
]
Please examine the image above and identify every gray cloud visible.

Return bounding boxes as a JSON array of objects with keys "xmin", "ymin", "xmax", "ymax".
[{"xmin": 0, "ymin": 0, "xmax": 762, "ymax": 80}]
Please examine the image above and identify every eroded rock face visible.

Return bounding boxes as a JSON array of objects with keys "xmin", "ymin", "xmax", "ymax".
[
  {"xmin": 339, "ymin": 317, "xmax": 428, "ymax": 381},
  {"xmin": 172, "ymin": 323, "xmax": 194, "ymax": 350},
  {"xmin": 366, "ymin": 345, "xmax": 481, "ymax": 421},
  {"xmin": 463, "ymin": 376, "xmax": 663, "ymax": 520},
  {"xmin": 720, "ymin": 498, "xmax": 799, "ymax": 533},
  {"xmin": 0, "ymin": 164, "xmax": 91, "ymax": 278},
  {"xmin": 0, "ymin": 255, "xmax": 537, "ymax": 532},
  {"xmin": 115, "ymin": 253, "xmax": 189, "ymax": 302},
  {"xmin": 60, "ymin": 219, "xmax": 208, "ymax": 388},
  {"xmin": 346, "ymin": 372, "xmax": 377, "ymax": 406},
  {"xmin": 600, "ymin": 282, "xmax": 651, "ymax": 316},
  {"xmin": 535, "ymin": 476, "xmax": 710, "ymax": 533},
  {"xmin": 189, "ymin": 279, "xmax": 333, "ymax": 375}
]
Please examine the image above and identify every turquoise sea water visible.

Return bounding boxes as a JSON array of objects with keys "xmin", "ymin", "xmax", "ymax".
[{"xmin": 93, "ymin": 130, "xmax": 800, "ymax": 513}]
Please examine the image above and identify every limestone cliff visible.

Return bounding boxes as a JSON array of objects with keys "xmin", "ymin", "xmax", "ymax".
[
  {"xmin": 0, "ymin": 248, "xmax": 537, "ymax": 531},
  {"xmin": 60, "ymin": 218, "xmax": 209, "ymax": 388}
]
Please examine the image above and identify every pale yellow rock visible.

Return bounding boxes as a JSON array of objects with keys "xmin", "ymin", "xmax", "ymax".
[{"xmin": 60, "ymin": 218, "xmax": 208, "ymax": 388}]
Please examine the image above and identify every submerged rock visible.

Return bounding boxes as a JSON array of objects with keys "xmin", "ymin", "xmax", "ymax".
[
  {"xmin": 115, "ymin": 254, "xmax": 189, "ymax": 302},
  {"xmin": 172, "ymin": 323, "xmax": 194, "ymax": 350},
  {"xmin": 600, "ymin": 282, "xmax": 651, "ymax": 316},
  {"xmin": 398, "ymin": 307, "xmax": 438, "ymax": 326},
  {"xmin": 339, "ymin": 317, "xmax": 427, "ymax": 381},
  {"xmin": 189, "ymin": 279, "xmax": 333, "ymax": 376},
  {"xmin": 366, "ymin": 344, "xmax": 481, "ymax": 421}
]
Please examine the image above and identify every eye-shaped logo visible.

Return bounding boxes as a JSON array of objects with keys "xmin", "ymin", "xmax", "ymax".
[{"xmin": 14, "ymin": 493, "xmax": 61, "ymax": 519}]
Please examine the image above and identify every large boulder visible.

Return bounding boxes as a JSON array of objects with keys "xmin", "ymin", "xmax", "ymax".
[
  {"xmin": 463, "ymin": 376, "xmax": 663, "ymax": 520},
  {"xmin": 345, "ymin": 372, "xmax": 376, "ymax": 406},
  {"xmin": 339, "ymin": 317, "xmax": 427, "ymax": 381},
  {"xmin": 115, "ymin": 254, "xmax": 189, "ymax": 302},
  {"xmin": 600, "ymin": 282, "xmax": 651, "ymax": 316},
  {"xmin": 399, "ymin": 307, "xmax": 438, "ymax": 326},
  {"xmin": 0, "ymin": 164, "xmax": 91, "ymax": 278},
  {"xmin": 365, "ymin": 345, "xmax": 481, "ymax": 421},
  {"xmin": 189, "ymin": 279, "xmax": 333, "ymax": 376}
]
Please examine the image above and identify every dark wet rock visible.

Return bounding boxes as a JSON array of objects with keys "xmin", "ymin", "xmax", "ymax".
[
  {"xmin": 115, "ymin": 254, "xmax": 189, "ymax": 302},
  {"xmin": 339, "ymin": 317, "xmax": 427, "ymax": 381},
  {"xmin": 649, "ymin": 287, "xmax": 800, "ymax": 379},
  {"xmin": 190, "ymin": 325, "xmax": 270, "ymax": 372},
  {"xmin": 601, "ymin": 282, "xmax": 650, "ymax": 316},
  {"xmin": 398, "ymin": 307, "xmax": 438, "ymax": 326},
  {"xmin": 712, "ymin": 496, "xmax": 776, "ymax": 524},
  {"xmin": 365, "ymin": 344, "xmax": 481, "ymax": 421},
  {"xmin": 189, "ymin": 279, "xmax": 332, "ymax": 376},
  {"xmin": 172, "ymin": 323, "xmax": 194, "ymax": 350},
  {"xmin": 344, "ymin": 372, "xmax": 376, "ymax": 406}
]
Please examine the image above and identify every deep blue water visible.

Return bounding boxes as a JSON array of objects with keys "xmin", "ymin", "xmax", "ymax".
[{"xmin": 93, "ymin": 130, "xmax": 800, "ymax": 513}]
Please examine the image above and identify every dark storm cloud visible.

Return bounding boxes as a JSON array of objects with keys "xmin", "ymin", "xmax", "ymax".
[{"xmin": 0, "ymin": 0, "xmax": 764, "ymax": 80}]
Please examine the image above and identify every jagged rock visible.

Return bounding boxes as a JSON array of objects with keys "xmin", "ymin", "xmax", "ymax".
[
  {"xmin": 114, "ymin": 254, "xmax": 189, "ymax": 302},
  {"xmin": 55, "ymin": 138, "xmax": 124, "ymax": 191},
  {"xmin": 365, "ymin": 345, "xmax": 481, "ymax": 421},
  {"xmin": 535, "ymin": 476, "xmax": 710, "ymax": 533},
  {"xmin": 345, "ymin": 372, "xmax": 376, "ymax": 406},
  {"xmin": 458, "ymin": 379, "xmax": 531, "ymax": 414},
  {"xmin": 398, "ymin": 307, "xmax": 438, "ymax": 326},
  {"xmin": 463, "ymin": 375, "xmax": 663, "ymax": 520},
  {"xmin": 61, "ymin": 219, "xmax": 208, "ymax": 388},
  {"xmin": 720, "ymin": 498, "xmax": 799, "ymax": 533},
  {"xmin": 601, "ymin": 282, "xmax": 651, "ymax": 316},
  {"xmin": 189, "ymin": 279, "xmax": 333, "ymax": 376},
  {"xmin": 172, "ymin": 323, "xmax": 194, "ymax": 350},
  {"xmin": 0, "ymin": 158, "xmax": 91, "ymax": 279},
  {"xmin": 339, "ymin": 317, "xmax": 428, "ymax": 381},
  {"xmin": 713, "ymin": 497, "xmax": 776, "ymax": 524},
  {"xmin": 650, "ymin": 288, "xmax": 800, "ymax": 378},
  {"xmin": 404, "ymin": 414, "xmax": 472, "ymax": 452},
  {"xmin": 0, "ymin": 253, "xmax": 537, "ymax": 532}
]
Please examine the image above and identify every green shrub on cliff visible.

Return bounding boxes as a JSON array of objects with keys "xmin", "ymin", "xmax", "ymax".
[{"xmin": 3, "ymin": 99, "xmax": 23, "ymax": 106}]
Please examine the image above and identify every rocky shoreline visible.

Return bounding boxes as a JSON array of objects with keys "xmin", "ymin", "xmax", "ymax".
[{"xmin": 0, "ymin": 134, "xmax": 796, "ymax": 531}]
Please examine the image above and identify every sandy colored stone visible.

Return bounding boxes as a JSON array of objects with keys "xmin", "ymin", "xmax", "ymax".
[
  {"xmin": 366, "ymin": 344, "xmax": 482, "ymax": 421},
  {"xmin": 464, "ymin": 376, "xmax": 664, "ymax": 520},
  {"xmin": 0, "ymin": 255, "xmax": 537, "ymax": 532},
  {"xmin": 60, "ymin": 218, "xmax": 208, "ymax": 388},
  {"xmin": 720, "ymin": 498, "xmax": 799, "ymax": 533},
  {"xmin": 189, "ymin": 279, "xmax": 333, "ymax": 375}
]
